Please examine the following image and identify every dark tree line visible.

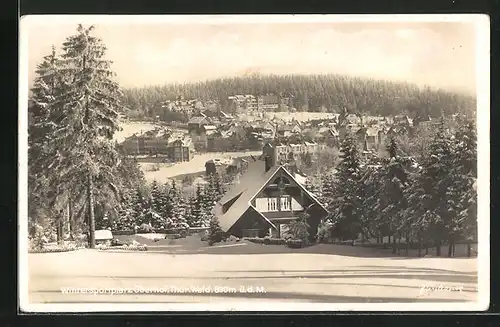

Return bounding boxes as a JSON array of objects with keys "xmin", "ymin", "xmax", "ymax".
[
  {"xmin": 121, "ymin": 74, "xmax": 476, "ymax": 119},
  {"xmin": 102, "ymin": 172, "xmax": 226, "ymax": 233}
]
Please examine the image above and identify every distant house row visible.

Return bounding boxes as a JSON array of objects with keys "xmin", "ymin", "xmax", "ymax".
[{"xmin": 120, "ymin": 128, "xmax": 195, "ymax": 162}]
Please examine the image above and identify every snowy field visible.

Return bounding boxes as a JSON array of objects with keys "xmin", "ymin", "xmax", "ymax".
[
  {"xmin": 140, "ymin": 151, "xmax": 262, "ymax": 182},
  {"xmin": 27, "ymin": 244, "xmax": 478, "ymax": 305},
  {"xmin": 114, "ymin": 121, "xmax": 161, "ymax": 143}
]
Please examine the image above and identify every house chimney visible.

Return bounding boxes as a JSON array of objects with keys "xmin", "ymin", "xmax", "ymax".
[{"xmin": 264, "ymin": 155, "xmax": 272, "ymax": 172}]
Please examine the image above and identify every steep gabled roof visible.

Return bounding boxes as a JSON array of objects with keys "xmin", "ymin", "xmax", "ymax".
[
  {"xmin": 214, "ymin": 161, "xmax": 328, "ymax": 232},
  {"xmin": 215, "ymin": 160, "xmax": 280, "ymax": 231},
  {"xmin": 188, "ymin": 116, "xmax": 208, "ymax": 125}
]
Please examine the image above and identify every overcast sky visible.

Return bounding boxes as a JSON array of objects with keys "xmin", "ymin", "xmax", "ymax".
[{"xmin": 22, "ymin": 16, "xmax": 479, "ymax": 95}]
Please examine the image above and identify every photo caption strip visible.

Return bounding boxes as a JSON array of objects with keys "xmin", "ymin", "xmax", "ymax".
[{"xmin": 60, "ymin": 285, "xmax": 267, "ymax": 296}]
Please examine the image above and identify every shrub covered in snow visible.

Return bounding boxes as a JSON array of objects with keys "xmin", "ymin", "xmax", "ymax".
[
  {"xmin": 28, "ymin": 241, "xmax": 85, "ymax": 253},
  {"xmin": 246, "ymin": 237, "xmax": 285, "ymax": 245},
  {"xmin": 137, "ymin": 223, "xmax": 154, "ymax": 233},
  {"xmin": 97, "ymin": 242, "xmax": 148, "ymax": 251},
  {"xmin": 226, "ymin": 235, "xmax": 240, "ymax": 243},
  {"xmin": 316, "ymin": 222, "xmax": 333, "ymax": 243}
]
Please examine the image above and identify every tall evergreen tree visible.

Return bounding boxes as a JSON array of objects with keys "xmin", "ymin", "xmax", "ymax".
[
  {"xmin": 166, "ymin": 180, "xmax": 189, "ymax": 230},
  {"xmin": 114, "ymin": 188, "xmax": 135, "ymax": 230},
  {"xmin": 187, "ymin": 184, "xmax": 206, "ymax": 227},
  {"xmin": 328, "ymin": 130, "xmax": 363, "ymax": 240},
  {"xmin": 206, "ymin": 172, "xmax": 225, "ymax": 203},
  {"xmin": 418, "ymin": 117, "xmax": 455, "ymax": 256},
  {"xmin": 208, "ymin": 214, "xmax": 226, "ymax": 245},
  {"xmin": 447, "ymin": 118, "xmax": 477, "ymax": 256},
  {"xmin": 29, "ymin": 25, "xmax": 124, "ymax": 248},
  {"xmin": 387, "ymin": 135, "xmax": 399, "ymax": 159},
  {"xmin": 150, "ymin": 181, "xmax": 162, "ymax": 212}
]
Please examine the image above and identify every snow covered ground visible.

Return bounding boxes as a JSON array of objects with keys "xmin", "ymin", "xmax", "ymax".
[
  {"xmin": 27, "ymin": 244, "xmax": 478, "ymax": 305},
  {"xmin": 140, "ymin": 151, "xmax": 262, "ymax": 182},
  {"xmin": 113, "ymin": 122, "xmax": 160, "ymax": 143}
]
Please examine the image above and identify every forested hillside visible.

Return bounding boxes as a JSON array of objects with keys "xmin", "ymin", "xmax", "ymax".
[{"xmin": 122, "ymin": 74, "xmax": 476, "ymax": 119}]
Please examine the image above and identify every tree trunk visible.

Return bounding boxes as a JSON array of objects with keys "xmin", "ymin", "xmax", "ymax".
[
  {"xmin": 418, "ymin": 237, "xmax": 422, "ymax": 257},
  {"xmin": 88, "ymin": 174, "xmax": 96, "ymax": 249},
  {"xmin": 68, "ymin": 198, "xmax": 74, "ymax": 241},
  {"xmin": 392, "ymin": 236, "xmax": 396, "ymax": 254},
  {"xmin": 436, "ymin": 239, "xmax": 441, "ymax": 257},
  {"xmin": 467, "ymin": 242, "xmax": 471, "ymax": 257},
  {"xmin": 405, "ymin": 232, "xmax": 409, "ymax": 256},
  {"xmin": 56, "ymin": 216, "xmax": 62, "ymax": 244},
  {"xmin": 397, "ymin": 237, "xmax": 401, "ymax": 255},
  {"xmin": 448, "ymin": 243, "xmax": 453, "ymax": 257},
  {"xmin": 425, "ymin": 241, "xmax": 429, "ymax": 255}
]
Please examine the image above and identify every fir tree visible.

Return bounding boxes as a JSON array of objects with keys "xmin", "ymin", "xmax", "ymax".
[
  {"xmin": 387, "ymin": 135, "xmax": 399, "ymax": 159},
  {"xmin": 187, "ymin": 184, "xmax": 205, "ymax": 227},
  {"xmin": 166, "ymin": 180, "xmax": 189, "ymax": 231},
  {"xmin": 287, "ymin": 211, "xmax": 310, "ymax": 242},
  {"xmin": 150, "ymin": 181, "xmax": 162, "ymax": 213},
  {"xmin": 328, "ymin": 130, "xmax": 363, "ymax": 240},
  {"xmin": 207, "ymin": 172, "xmax": 225, "ymax": 203},
  {"xmin": 114, "ymin": 188, "xmax": 135, "ymax": 230},
  {"xmin": 359, "ymin": 162, "xmax": 386, "ymax": 242},
  {"xmin": 378, "ymin": 137, "xmax": 412, "ymax": 251},
  {"xmin": 29, "ymin": 25, "xmax": 123, "ymax": 248},
  {"xmin": 447, "ymin": 118, "xmax": 477, "ymax": 256},
  {"xmin": 208, "ymin": 214, "xmax": 226, "ymax": 245},
  {"xmin": 320, "ymin": 170, "xmax": 336, "ymax": 206},
  {"xmin": 132, "ymin": 188, "xmax": 149, "ymax": 226},
  {"xmin": 158, "ymin": 182, "xmax": 172, "ymax": 224},
  {"xmin": 419, "ymin": 117, "xmax": 455, "ymax": 256}
]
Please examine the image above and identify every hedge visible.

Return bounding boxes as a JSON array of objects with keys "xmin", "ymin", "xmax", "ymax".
[
  {"xmin": 286, "ymin": 239, "xmax": 307, "ymax": 248},
  {"xmin": 321, "ymin": 240, "xmax": 355, "ymax": 246},
  {"xmin": 244, "ymin": 237, "xmax": 287, "ymax": 245}
]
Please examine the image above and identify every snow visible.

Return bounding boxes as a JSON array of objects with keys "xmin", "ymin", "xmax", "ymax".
[
  {"xmin": 294, "ymin": 173, "xmax": 307, "ymax": 186},
  {"xmin": 28, "ymin": 245, "xmax": 478, "ymax": 304},
  {"xmin": 95, "ymin": 230, "xmax": 113, "ymax": 241},
  {"xmin": 136, "ymin": 233, "xmax": 166, "ymax": 240},
  {"xmin": 141, "ymin": 151, "xmax": 262, "ymax": 182},
  {"xmin": 113, "ymin": 122, "xmax": 161, "ymax": 143}
]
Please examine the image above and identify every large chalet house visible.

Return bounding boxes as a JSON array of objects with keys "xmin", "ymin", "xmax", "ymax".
[
  {"xmin": 214, "ymin": 158, "xmax": 328, "ymax": 240},
  {"xmin": 120, "ymin": 128, "xmax": 194, "ymax": 162},
  {"xmin": 121, "ymin": 128, "xmax": 171, "ymax": 155}
]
